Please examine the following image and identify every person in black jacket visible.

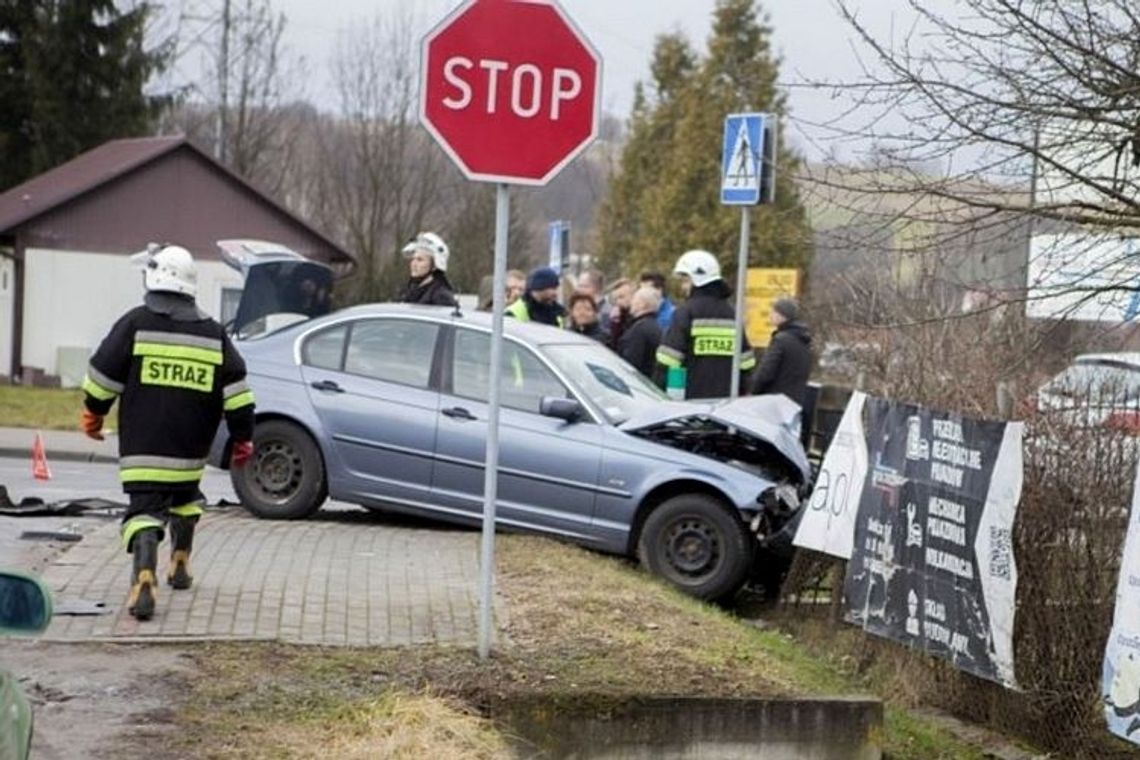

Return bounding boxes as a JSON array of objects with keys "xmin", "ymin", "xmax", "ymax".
[
  {"xmin": 618, "ymin": 286, "xmax": 662, "ymax": 377},
  {"xmin": 751, "ymin": 298, "xmax": 812, "ymax": 406},
  {"xmin": 567, "ymin": 291, "xmax": 610, "ymax": 343},
  {"xmin": 398, "ymin": 232, "xmax": 457, "ymax": 306},
  {"xmin": 656, "ymin": 250, "xmax": 756, "ymax": 399},
  {"xmin": 81, "ymin": 245, "xmax": 255, "ymax": 621}
]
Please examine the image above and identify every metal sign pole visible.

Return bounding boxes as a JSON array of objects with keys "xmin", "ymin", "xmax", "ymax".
[
  {"xmin": 478, "ymin": 182, "xmax": 510, "ymax": 659},
  {"xmin": 730, "ymin": 206, "xmax": 751, "ymax": 399}
]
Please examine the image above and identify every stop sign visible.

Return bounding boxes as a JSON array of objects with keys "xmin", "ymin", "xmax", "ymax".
[{"xmin": 420, "ymin": 0, "xmax": 602, "ymax": 186}]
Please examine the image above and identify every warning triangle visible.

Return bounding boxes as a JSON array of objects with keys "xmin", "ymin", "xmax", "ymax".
[
  {"xmin": 32, "ymin": 432, "xmax": 52, "ymax": 481},
  {"xmin": 726, "ymin": 123, "xmax": 758, "ymax": 191}
]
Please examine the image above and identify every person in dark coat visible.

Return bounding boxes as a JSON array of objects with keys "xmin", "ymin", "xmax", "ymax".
[
  {"xmin": 751, "ymin": 297, "xmax": 812, "ymax": 406},
  {"xmin": 618, "ymin": 286, "xmax": 663, "ymax": 378},
  {"xmin": 398, "ymin": 231, "xmax": 457, "ymax": 306},
  {"xmin": 506, "ymin": 266, "xmax": 567, "ymax": 326},
  {"xmin": 567, "ymin": 291, "xmax": 610, "ymax": 343}
]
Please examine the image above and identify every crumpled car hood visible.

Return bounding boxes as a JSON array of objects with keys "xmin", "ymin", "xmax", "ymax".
[{"xmin": 620, "ymin": 395, "xmax": 811, "ymax": 481}]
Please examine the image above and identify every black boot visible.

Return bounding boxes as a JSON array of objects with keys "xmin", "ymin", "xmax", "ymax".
[
  {"xmin": 128, "ymin": 528, "xmax": 160, "ymax": 621},
  {"xmin": 167, "ymin": 515, "xmax": 198, "ymax": 590}
]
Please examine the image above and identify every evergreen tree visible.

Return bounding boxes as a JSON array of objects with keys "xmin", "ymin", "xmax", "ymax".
[
  {"xmin": 0, "ymin": 0, "xmax": 167, "ymax": 191},
  {"xmin": 597, "ymin": 0, "xmax": 812, "ymax": 282},
  {"xmin": 0, "ymin": 1, "xmax": 37, "ymax": 189}
]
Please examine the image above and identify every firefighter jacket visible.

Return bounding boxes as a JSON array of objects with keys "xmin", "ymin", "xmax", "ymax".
[
  {"xmin": 82, "ymin": 300, "xmax": 255, "ymax": 493},
  {"xmin": 655, "ymin": 281, "xmax": 756, "ymax": 399}
]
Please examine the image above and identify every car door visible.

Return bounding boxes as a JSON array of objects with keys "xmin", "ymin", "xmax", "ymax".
[
  {"xmin": 299, "ymin": 317, "xmax": 442, "ymax": 508},
  {"xmin": 432, "ymin": 327, "xmax": 604, "ymax": 541}
]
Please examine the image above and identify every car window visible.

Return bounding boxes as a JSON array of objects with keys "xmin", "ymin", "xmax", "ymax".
[
  {"xmin": 452, "ymin": 329, "xmax": 568, "ymax": 413},
  {"xmin": 301, "ymin": 324, "xmax": 348, "ymax": 370},
  {"xmin": 1042, "ymin": 363, "xmax": 1140, "ymax": 404},
  {"xmin": 343, "ymin": 319, "xmax": 439, "ymax": 388}
]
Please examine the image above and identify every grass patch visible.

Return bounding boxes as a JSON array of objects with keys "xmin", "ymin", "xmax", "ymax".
[
  {"xmin": 0, "ymin": 385, "xmax": 90, "ymax": 430},
  {"xmin": 171, "ymin": 535, "xmax": 1009, "ymax": 759}
]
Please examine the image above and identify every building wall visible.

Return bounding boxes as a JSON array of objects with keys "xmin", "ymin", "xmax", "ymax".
[
  {"xmin": 22, "ymin": 247, "xmax": 242, "ymax": 382},
  {"xmin": 0, "ymin": 255, "xmax": 13, "ymax": 377}
]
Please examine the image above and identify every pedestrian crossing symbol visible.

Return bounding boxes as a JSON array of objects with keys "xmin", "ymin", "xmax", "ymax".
[{"xmin": 721, "ymin": 113, "xmax": 770, "ymax": 206}]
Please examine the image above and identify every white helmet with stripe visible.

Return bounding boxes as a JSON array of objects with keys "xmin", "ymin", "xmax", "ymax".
[
  {"xmin": 402, "ymin": 232, "xmax": 449, "ymax": 272},
  {"xmin": 134, "ymin": 244, "xmax": 198, "ymax": 298},
  {"xmin": 673, "ymin": 249, "xmax": 721, "ymax": 288}
]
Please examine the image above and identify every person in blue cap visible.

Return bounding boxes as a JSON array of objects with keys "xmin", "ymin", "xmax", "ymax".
[{"xmin": 505, "ymin": 266, "xmax": 566, "ymax": 327}]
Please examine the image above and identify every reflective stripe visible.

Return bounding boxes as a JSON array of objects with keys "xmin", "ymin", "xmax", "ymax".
[
  {"xmin": 86, "ymin": 366, "xmax": 124, "ymax": 394},
  {"xmin": 224, "ymin": 390, "xmax": 255, "ymax": 411},
  {"xmin": 121, "ymin": 455, "xmax": 207, "ymax": 470},
  {"xmin": 134, "ymin": 331, "xmax": 223, "ymax": 352},
  {"xmin": 740, "ymin": 352, "xmax": 757, "ymax": 371},
  {"xmin": 121, "ymin": 467, "xmax": 205, "ymax": 484},
  {"xmin": 690, "ymin": 326, "xmax": 736, "ymax": 338},
  {"xmin": 656, "ymin": 346, "xmax": 684, "ymax": 368},
  {"xmin": 170, "ymin": 503, "xmax": 205, "ymax": 518},
  {"xmin": 223, "ymin": 380, "xmax": 249, "ymax": 398},
  {"xmin": 82, "ymin": 375, "xmax": 119, "ymax": 401},
  {"xmin": 691, "ymin": 318, "xmax": 736, "ymax": 329},
  {"xmin": 121, "ymin": 516, "xmax": 164, "ymax": 549},
  {"xmin": 133, "ymin": 342, "xmax": 224, "ymax": 366}
]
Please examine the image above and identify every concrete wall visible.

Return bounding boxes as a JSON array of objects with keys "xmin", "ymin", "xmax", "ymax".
[{"xmin": 21, "ymin": 247, "xmax": 243, "ymax": 381}]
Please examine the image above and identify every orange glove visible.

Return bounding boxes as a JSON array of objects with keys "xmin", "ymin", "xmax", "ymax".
[
  {"xmin": 80, "ymin": 409, "xmax": 104, "ymax": 441},
  {"xmin": 231, "ymin": 440, "xmax": 254, "ymax": 469}
]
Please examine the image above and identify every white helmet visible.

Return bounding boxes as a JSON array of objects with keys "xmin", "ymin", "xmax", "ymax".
[
  {"xmin": 402, "ymin": 232, "xmax": 449, "ymax": 272},
  {"xmin": 673, "ymin": 249, "xmax": 721, "ymax": 288},
  {"xmin": 138, "ymin": 244, "xmax": 198, "ymax": 297}
]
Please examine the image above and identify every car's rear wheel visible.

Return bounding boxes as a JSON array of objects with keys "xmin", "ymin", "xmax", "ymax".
[
  {"xmin": 232, "ymin": 420, "xmax": 326, "ymax": 519},
  {"xmin": 637, "ymin": 493, "xmax": 753, "ymax": 602}
]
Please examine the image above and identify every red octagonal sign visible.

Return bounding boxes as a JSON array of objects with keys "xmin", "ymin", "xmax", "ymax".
[{"xmin": 420, "ymin": 0, "xmax": 602, "ymax": 186}]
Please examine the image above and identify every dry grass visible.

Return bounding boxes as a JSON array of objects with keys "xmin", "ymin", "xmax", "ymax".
[
  {"xmin": 172, "ymin": 534, "xmax": 1006, "ymax": 759},
  {"xmin": 0, "ymin": 386, "xmax": 90, "ymax": 430}
]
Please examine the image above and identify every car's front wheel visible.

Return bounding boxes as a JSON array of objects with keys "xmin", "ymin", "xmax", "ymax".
[
  {"xmin": 637, "ymin": 493, "xmax": 753, "ymax": 601},
  {"xmin": 232, "ymin": 420, "xmax": 327, "ymax": 519}
]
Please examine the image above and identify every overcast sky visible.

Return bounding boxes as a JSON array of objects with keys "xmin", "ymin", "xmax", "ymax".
[{"xmin": 169, "ymin": 0, "xmax": 916, "ymax": 161}]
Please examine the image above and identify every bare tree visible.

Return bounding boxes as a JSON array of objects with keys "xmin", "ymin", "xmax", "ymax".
[{"xmin": 313, "ymin": 7, "xmax": 452, "ymax": 303}]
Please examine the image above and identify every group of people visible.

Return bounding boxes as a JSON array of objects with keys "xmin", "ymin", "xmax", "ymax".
[
  {"xmin": 80, "ymin": 233, "xmax": 812, "ymax": 623},
  {"xmin": 396, "ymin": 231, "xmax": 812, "ymax": 405}
]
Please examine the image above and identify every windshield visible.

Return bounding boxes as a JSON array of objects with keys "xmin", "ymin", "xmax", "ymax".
[
  {"xmin": 543, "ymin": 343, "xmax": 668, "ymax": 424},
  {"xmin": 1041, "ymin": 362, "xmax": 1140, "ymax": 404}
]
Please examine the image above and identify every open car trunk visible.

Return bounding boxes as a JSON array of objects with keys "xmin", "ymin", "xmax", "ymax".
[
  {"xmin": 217, "ymin": 239, "xmax": 334, "ymax": 337},
  {"xmin": 620, "ymin": 395, "xmax": 811, "ymax": 485}
]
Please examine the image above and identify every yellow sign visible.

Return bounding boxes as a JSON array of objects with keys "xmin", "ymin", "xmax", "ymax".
[{"xmin": 745, "ymin": 268, "xmax": 800, "ymax": 347}]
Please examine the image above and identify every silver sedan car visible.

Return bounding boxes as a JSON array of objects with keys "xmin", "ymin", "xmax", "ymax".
[{"xmin": 211, "ymin": 295, "xmax": 810, "ymax": 601}]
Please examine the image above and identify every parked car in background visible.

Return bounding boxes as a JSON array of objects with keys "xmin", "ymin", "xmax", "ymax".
[
  {"xmin": 210, "ymin": 243, "xmax": 813, "ymax": 601},
  {"xmin": 1035, "ymin": 353, "xmax": 1140, "ymax": 431},
  {"xmin": 1, "ymin": 570, "xmax": 53, "ymax": 760}
]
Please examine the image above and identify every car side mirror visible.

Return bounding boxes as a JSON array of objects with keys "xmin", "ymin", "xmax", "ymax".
[
  {"xmin": 0, "ymin": 570, "xmax": 52, "ymax": 635},
  {"xmin": 540, "ymin": 396, "xmax": 583, "ymax": 422}
]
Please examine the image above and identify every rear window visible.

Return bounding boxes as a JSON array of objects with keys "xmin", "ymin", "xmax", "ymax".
[{"xmin": 1042, "ymin": 362, "xmax": 1140, "ymax": 404}]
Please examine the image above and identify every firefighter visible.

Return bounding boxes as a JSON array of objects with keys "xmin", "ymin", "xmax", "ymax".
[
  {"xmin": 398, "ymin": 232, "xmax": 457, "ymax": 306},
  {"xmin": 655, "ymin": 249, "xmax": 756, "ymax": 399},
  {"xmin": 80, "ymin": 244, "xmax": 255, "ymax": 621}
]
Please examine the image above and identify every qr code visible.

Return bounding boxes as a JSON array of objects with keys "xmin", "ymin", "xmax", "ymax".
[{"xmin": 989, "ymin": 526, "xmax": 1012, "ymax": 580}]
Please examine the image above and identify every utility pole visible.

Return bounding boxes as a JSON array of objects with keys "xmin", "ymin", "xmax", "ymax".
[{"xmin": 216, "ymin": 0, "xmax": 231, "ymax": 163}]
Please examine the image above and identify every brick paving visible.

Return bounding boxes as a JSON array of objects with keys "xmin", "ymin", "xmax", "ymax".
[{"xmin": 38, "ymin": 508, "xmax": 494, "ymax": 647}]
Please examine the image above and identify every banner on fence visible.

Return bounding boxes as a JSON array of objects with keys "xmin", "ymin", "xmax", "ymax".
[
  {"xmin": 1102, "ymin": 462, "xmax": 1140, "ymax": 745},
  {"xmin": 794, "ymin": 391, "xmax": 868, "ymax": 559},
  {"xmin": 838, "ymin": 398, "xmax": 1022, "ymax": 688}
]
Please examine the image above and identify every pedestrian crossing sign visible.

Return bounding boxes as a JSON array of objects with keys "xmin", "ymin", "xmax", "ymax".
[{"xmin": 721, "ymin": 113, "xmax": 773, "ymax": 206}]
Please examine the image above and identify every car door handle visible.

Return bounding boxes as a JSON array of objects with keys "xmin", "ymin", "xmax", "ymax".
[
  {"xmin": 441, "ymin": 406, "xmax": 477, "ymax": 421},
  {"xmin": 310, "ymin": 380, "xmax": 345, "ymax": 393}
]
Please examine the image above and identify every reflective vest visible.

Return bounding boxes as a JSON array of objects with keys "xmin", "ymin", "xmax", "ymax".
[{"xmin": 506, "ymin": 298, "xmax": 565, "ymax": 328}]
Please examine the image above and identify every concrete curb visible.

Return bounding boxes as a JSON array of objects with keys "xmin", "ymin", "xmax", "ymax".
[{"xmin": 0, "ymin": 447, "xmax": 117, "ymax": 465}]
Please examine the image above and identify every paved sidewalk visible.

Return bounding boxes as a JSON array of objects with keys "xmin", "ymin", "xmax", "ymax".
[
  {"xmin": 38, "ymin": 508, "xmax": 493, "ymax": 647},
  {"xmin": 0, "ymin": 426, "xmax": 117, "ymax": 463}
]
